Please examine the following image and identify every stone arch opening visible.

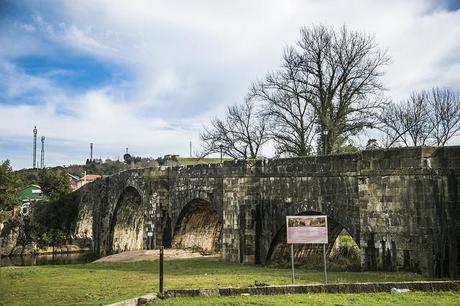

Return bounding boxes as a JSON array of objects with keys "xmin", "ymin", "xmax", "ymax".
[
  {"xmin": 172, "ymin": 199, "xmax": 222, "ymax": 254},
  {"xmin": 109, "ymin": 186, "xmax": 144, "ymax": 254},
  {"xmin": 266, "ymin": 211, "xmax": 360, "ymax": 268}
]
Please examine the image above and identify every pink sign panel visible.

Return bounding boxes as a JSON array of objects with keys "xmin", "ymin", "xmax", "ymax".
[{"xmin": 286, "ymin": 215, "xmax": 328, "ymax": 244}]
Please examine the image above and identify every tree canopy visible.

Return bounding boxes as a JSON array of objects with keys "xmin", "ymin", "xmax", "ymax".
[
  {"xmin": 38, "ymin": 169, "xmax": 71, "ymax": 201},
  {"xmin": 0, "ymin": 160, "xmax": 20, "ymax": 211},
  {"xmin": 250, "ymin": 25, "xmax": 389, "ymax": 156}
]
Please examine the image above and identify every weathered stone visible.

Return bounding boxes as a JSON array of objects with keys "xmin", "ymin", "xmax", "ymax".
[{"xmin": 73, "ymin": 146, "xmax": 460, "ymax": 278}]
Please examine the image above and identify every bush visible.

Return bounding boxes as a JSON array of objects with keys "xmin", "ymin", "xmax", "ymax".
[{"xmin": 30, "ymin": 193, "xmax": 78, "ymax": 246}]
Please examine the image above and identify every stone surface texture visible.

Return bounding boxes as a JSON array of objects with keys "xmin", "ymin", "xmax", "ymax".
[{"xmin": 73, "ymin": 146, "xmax": 460, "ymax": 278}]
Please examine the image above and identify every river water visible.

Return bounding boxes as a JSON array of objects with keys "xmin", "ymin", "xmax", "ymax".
[{"xmin": 0, "ymin": 252, "xmax": 96, "ymax": 267}]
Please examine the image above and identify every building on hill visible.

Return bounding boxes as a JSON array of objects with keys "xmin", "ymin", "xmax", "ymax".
[
  {"xmin": 77, "ymin": 174, "xmax": 102, "ymax": 189},
  {"xmin": 18, "ymin": 185, "xmax": 47, "ymax": 202},
  {"xmin": 67, "ymin": 173, "xmax": 80, "ymax": 191},
  {"xmin": 18, "ymin": 185, "xmax": 48, "ymax": 216}
]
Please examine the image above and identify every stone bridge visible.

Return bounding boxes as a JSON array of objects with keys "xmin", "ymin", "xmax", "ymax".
[{"xmin": 73, "ymin": 146, "xmax": 460, "ymax": 278}]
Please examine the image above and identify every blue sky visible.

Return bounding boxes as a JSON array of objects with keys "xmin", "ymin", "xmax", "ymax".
[{"xmin": 1, "ymin": 0, "xmax": 460, "ymax": 169}]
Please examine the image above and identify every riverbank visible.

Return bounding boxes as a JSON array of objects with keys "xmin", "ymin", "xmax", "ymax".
[
  {"xmin": 0, "ymin": 251, "xmax": 95, "ymax": 267},
  {"xmin": 1, "ymin": 244, "xmax": 91, "ymax": 257}
]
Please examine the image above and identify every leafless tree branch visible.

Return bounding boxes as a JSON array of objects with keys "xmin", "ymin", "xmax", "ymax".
[{"xmin": 200, "ymin": 99, "xmax": 269, "ymax": 159}]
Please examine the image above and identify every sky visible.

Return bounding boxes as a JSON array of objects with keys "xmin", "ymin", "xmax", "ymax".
[{"xmin": 0, "ymin": 0, "xmax": 460, "ymax": 170}]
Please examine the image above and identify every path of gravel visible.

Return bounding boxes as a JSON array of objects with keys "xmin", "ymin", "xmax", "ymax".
[{"xmin": 94, "ymin": 249, "xmax": 217, "ymax": 263}]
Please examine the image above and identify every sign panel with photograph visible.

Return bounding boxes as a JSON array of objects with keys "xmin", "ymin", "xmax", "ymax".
[{"xmin": 286, "ymin": 215, "xmax": 328, "ymax": 244}]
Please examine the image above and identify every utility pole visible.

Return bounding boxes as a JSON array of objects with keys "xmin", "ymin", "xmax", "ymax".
[
  {"xmin": 40, "ymin": 136, "xmax": 45, "ymax": 168},
  {"xmin": 189, "ymin": 141, "xmax": 192, "ymax": 157},
  {"xmin": 33, "ymin": 126, "xmax": 37, "ymax": 168}
]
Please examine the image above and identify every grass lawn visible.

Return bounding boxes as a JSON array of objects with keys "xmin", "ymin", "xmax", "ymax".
[
  {"xmin": 151, "ymin": 292, "xmax": 460, "ymax": 306},
  {"xmin": 0, "ymin": 257, "xmax": 454, "ymax": 306}
]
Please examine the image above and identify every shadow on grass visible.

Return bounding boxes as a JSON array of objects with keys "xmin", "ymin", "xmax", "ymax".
[{"xmin": 60, "ymin": 257, "xmax": 248, "ymax": 274}]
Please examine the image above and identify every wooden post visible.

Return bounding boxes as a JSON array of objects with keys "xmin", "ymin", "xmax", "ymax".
[{"xmin": 159, "ymin": 246, "xmax": 164, "ymax": 294}]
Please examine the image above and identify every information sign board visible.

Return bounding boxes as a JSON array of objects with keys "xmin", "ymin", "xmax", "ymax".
[{"xmin": 286, "ymin": 215, "xmax": 328, "ymax": 244}]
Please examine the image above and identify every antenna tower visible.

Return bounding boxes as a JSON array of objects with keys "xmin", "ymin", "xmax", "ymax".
[
  {"xmin": 90, "ymin": 143, "xmax": 93, "ymax": 162},
  {"xmin": 33, "ymin": 126, "xmax": 37, "ymax": 168},
  {"xmin": 40, "ymin": 136, "xmax": 45, "ymax": 168}
]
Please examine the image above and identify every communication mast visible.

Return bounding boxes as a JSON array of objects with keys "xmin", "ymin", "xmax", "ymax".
[
  {"xmin": 33, "ymin": 126, "xmax": 37, "ymax": 168},
  {"xmin": 40, "ymin": 136, "xmax": 45, "ymax": 168}
]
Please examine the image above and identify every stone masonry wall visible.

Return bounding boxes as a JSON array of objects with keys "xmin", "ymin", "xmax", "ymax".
[{"xmin": 73, "ymin": 146, "xmax": 459, "ymax": 278}]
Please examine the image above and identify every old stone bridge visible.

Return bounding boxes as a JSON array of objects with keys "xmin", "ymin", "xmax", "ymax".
[{"xmin": 73, "ymin": 146, "xmax": 460, "ymax": 278}]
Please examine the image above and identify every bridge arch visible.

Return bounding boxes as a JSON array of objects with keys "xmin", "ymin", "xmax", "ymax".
[
  {"xmin": 266, "ymin": 210, "xmax": 359, "ymax": 263},
  {"xmin": 109, "ymin": 186, "xmax": 144, "ymax": 254},
  {"xmin": 256, "ymin": 195, "xmax": 361, "ymax": 264},
  {"xmin": 172, "ymin": 198, "xmax": 223, "ymax": 253}
]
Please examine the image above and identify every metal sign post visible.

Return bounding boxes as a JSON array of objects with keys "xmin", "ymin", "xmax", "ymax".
[
  {"xmin": 290, "ymin": 244, "xmax": 295, "ymax": 284},
  {"xmin": 286, "ymin": 215, "xmax": 329, "ymax": 285},
  {"xmin": 323, "ymin": 243, "xmax": 328, "ymax": 284}
]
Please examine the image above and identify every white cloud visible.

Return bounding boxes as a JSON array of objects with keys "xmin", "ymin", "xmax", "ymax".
[
  {"xmin": 62, "ymin": 25, "xmax": 115, "ymax": 54},
  {"xmin": 0, "ymin": 62, "xmax": 57, "ymax": 98},
  {"xmin": 1, "ymin": 0, "xmax": 460, "ymax": 169},
  {"xmin": 0, "ymin": 86, "xmax": 205, "ymax": 168}
]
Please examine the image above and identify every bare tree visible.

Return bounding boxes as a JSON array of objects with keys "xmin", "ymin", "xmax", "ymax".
[
  {"xmin": 299, "ymin": 25, "xmax": 389, "ymax": 154},
  {"xmin": 250, "ymin": 48, "xmax": 317, "ymax": 156},
  {"xmin": 200, "ymin": 99, "xmax": 268, "ymax": 159},
  {"xmin": 250, "ymin": 25, "xmax": 389, "ymax": 156},
  {"xmin": 379, "ymin": 92, "xmax": 431, "ymax": 147},
  {"xmin": 379, "ymin": 103, "xmax": 403, "ymax": 147},
  {"xmin": 428, "ymin": 88, "xmax": 460, "ymax": 146},
  {"xmin": 380, "ymin": 88, "xmax": 460, "ymax": 147},
  {"xmin": 406, "ymin": 92, "xmax": 434, "ymax": 146}
]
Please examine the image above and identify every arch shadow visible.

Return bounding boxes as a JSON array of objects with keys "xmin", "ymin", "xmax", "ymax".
[
  {"xmin": 108, "ymin": 186, "xmax": 144, "ymax": 254},
  {"xmin": 266, "ymin": 211, "xmax": 359, "ymax": 264},
  {"xmin": 172, "ymin": 198, "xmax": 223, "ymax": 254}
]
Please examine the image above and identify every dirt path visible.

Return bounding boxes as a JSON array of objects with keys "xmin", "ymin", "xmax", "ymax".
[{"xmin": 94, "ymin": 249, "xmax": 218, "ymax": 263}]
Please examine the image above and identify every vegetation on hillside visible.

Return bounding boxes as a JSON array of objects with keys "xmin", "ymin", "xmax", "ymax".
[
  {"xmin": 0, "ymin": 160, "xmax": 22, "ymax": 212},
  {"xmin": 1, "ymin": 163, "xmax": 76, "ymax": 252}
]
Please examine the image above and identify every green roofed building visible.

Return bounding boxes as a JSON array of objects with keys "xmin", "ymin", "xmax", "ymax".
[
  {"xmin": 18, "ymin": 185, "xmax": 48, "ymax": 216},
  {"xmin": 18, "ymin": 185, "xmax": 48, "ymax": 203}
]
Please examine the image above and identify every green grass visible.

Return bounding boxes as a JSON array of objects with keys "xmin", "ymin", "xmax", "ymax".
[
  {"xmin": 152, "ymin": 292, "xmax": 460, "ymax": 306},
  {"xmin": 0, "ymin": 257, "xmax": 451, "ymax": 306}
]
